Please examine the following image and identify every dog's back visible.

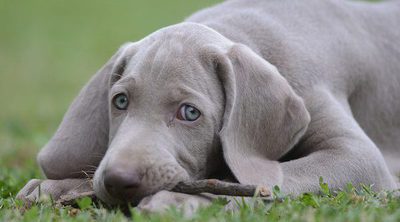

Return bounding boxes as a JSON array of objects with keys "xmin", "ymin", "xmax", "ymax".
[{"xmin": 187, "ymin": 0, "xmax": 400, "ymax": 173}]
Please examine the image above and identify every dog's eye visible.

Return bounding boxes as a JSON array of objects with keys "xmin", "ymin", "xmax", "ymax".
[
  {"xmin": 112, "ymin": 93, "xmax": 129, "ymax": 110},
  {"xmin": 176, "ymin": 104, "xmax": 201, "ymax": 121}
]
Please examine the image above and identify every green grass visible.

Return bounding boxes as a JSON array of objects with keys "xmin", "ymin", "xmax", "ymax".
[
  {"xmin": 1, "ymin": 181, "xmax": 400, "ymax": 221},
  {"xmin": 0, "ymin": 0, "xmax": 399, "ymax": 221}
]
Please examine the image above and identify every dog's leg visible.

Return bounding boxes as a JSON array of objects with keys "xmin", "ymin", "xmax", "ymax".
[
  {"xmin": 16, "ymin": 179, "xmax": 92, "ymax": 205},
  {"xmin": 275, "ymin": 91, "xmax": 398, "ymax": 195},
  {"xmin": 137, "ymin": 191, "xmax": 214, "ymax": 216},
  {"xmin": 136, "ymin": 190, "xmax": 268, "ymax": 216}
]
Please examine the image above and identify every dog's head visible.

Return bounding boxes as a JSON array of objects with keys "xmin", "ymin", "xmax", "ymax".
[
  {"xmin": 93, "ymin": 24, "xmax": 227, "ymax": 203},
  {"xmin": 50, "ymin": 23, "xmax": 310, "ymax": 204}
]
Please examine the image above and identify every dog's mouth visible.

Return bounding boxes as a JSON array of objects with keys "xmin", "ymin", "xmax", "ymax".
[
  {"xmin": 93, "ymin": 162, "xmax": 191, "ymax": 205},
  {"xmin": 122, "ymin": 180, "xmax": 187, "ymax": 205}
]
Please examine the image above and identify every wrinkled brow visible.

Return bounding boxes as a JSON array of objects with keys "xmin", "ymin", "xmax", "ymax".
[
  {"xmin": 162, "ymin": 85, "xmax": 210, "ymax": 105},
  {"xmin": 114, "ymin": 76, "xmax": 136, "ymax": 87}
]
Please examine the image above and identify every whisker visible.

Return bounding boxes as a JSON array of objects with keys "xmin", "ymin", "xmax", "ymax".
[{"xmin": 81, "ymin": 170, "xmax": 93, "ymax": 179}]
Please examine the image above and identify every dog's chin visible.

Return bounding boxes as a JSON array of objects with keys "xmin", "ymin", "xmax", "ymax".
[
  {"xmin": 93, "ymin": 173, "xmax": 191, "ymax": 206},
  {"xmin": 94, "ymin": 184, "xmax": 180, "ymax": 206}
]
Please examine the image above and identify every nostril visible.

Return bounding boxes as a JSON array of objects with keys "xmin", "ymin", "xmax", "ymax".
[
  {"xmin": 124, "ymin": 184, "xmax": 139, "ymax": 189},
  {"xmin": 103, "ymin": 168, "xmax": 142, "ymax": 199}
]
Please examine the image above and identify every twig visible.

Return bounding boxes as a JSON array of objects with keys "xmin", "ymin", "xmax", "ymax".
[
  {"xmin": 56, "ymin": 191, "xmax": 96, "ymax": 207},
  {"xmin": 56, "ymin": 179, "xmax": 271, "ymax": 206},
  {"xmin": 172, "ymin": 179, "xmax": 271, "ymax": 197}
]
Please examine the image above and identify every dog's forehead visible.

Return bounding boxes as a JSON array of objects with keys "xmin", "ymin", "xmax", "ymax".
[
  {"xmin": 123, "ymin": 41, "xmax": 206, "ymax": 89},
  {"xmin": 122, "ymin": 22, "xmax": 231, "ymax": 77},
  {"xmin": 125, "ymin": 46, "xmax": 197, "ymax": 85},
  {"xmin": 113, "ymin": 23, "xmax": 230, "ymax": 100}
]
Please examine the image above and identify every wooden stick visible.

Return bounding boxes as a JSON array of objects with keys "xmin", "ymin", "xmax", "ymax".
[
  {"xmin": 56, "ymin": 179, "xmax": 271, "ymax": 206},
  {"xmin": 56, "ymin": 191, "xmax": 96, "ymax": 206},
  {"xmin": 172, "ymin": 179, "xmax": 271, "ymax": 197}
]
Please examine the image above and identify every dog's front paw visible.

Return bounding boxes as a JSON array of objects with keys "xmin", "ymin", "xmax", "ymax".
[
  {"xmin": 16, "ymin": 178, "xmax": 92, "ymax": 206},
  {"xmin": 137, "ymin": 190, "xmax": 212, "ymax": 216},
  {"xmin": 16, "ymin": 179, "xmax": 43, "ymax": 205}
]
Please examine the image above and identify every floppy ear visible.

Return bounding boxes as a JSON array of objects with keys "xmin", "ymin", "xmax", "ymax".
[
  {"xmin": 37, "ymin": 43, "xmax": 136, "ymax": 179},
  {"xmin": 212, "ymin": 44, "xmax": 310, "ymax": 187}
]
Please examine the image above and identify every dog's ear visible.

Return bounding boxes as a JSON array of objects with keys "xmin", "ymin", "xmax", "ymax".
[
  {"xmin": 209, "ymin": 44, "xmax": 310, "ymax": 187},
  {"xmin": 37, "ymin": 43, "xmax": 137, "ymax": 179}
]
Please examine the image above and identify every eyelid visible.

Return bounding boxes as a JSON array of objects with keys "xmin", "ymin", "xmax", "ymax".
[
  {"xmin": 110, "ymin": 86, "xmax": 129, "ymax": 100},
  {"xmin": 178, "ymin": 102, "xmax": 200, "ymax": 111}
]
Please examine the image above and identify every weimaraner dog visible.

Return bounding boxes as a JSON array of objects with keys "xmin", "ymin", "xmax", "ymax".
[{"xmin": 18, "ymin": 0, "xmax": 400, "ymax": 214}]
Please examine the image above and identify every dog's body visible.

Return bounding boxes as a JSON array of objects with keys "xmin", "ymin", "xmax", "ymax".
[
  {"xmin": 18, "ymin": 0, "xmax": 400, "ymax": 214},
  {"xmin": 188, "ymin": 0, "xmax": 400, "ymax": 173}
]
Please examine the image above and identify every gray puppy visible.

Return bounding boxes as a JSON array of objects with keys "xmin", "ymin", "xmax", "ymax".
[{"xmin": 18, "ymin": 0, "xmax": 400, "ymax": 214}]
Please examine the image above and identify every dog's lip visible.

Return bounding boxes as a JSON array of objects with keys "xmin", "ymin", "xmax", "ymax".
[
  {"xmin": 175, "ymin": 153, "xmax": 197, "ymax": 178},
  {"xmin": 111, "ymin": 179, "xmax": 186, "ymax": 205},
  {"xmin": 103, "ymin": 185, "xmax": 153, "ymax": 205}
]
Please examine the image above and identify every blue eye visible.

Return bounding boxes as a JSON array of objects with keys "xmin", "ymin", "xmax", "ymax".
[
  {"xmin": 177, "ymin": 104, "xmax": 201, "ymax": 121},
  {"xmin": 112, "ymin": 93, "xmax": 129, "ymax": 110}
]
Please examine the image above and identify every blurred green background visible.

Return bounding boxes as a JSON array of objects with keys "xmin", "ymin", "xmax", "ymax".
[
  {"xmin": 0, "ymin": 0, "xmax": 220, "ymax": 193},
  {"xmin": 2, "ymin": 2, "xmax": 400, "ymax": 222}
]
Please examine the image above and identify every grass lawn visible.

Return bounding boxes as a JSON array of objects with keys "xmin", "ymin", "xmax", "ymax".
[{"xmin": 0, "ymin": 0, "xmax": 399, "ymax": 221}]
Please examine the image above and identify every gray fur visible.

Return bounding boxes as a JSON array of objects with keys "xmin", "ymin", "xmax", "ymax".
[{"xmin": 17, "ymin": 0, "xmax": 400, "ymax": 214}]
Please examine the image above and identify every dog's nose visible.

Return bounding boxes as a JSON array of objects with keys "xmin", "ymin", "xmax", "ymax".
[{"xmin": 103, "ymin": 167, "xmax": 142, "ymax": 200}]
